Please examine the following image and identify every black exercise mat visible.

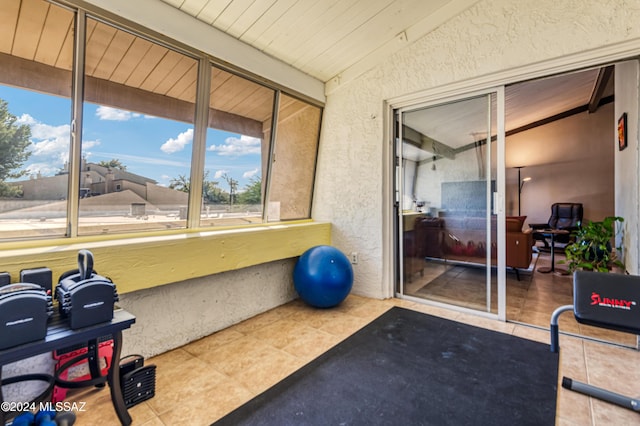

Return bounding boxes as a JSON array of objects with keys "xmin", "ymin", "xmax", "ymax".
[{"xmin": 213, "ymin": 307, "xmax": 558, "ymax": 426}]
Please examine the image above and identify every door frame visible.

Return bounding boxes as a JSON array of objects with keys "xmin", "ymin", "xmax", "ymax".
[
  {"xmin": 391, "ymin": 87, "xmax": 506, "ymax": 320},
  {"xmin": 382, "ymin": 39, "xmax": 640, "ymax": 318}
]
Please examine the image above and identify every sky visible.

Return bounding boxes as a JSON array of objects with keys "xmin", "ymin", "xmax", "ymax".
[{"xmin": 0, "ymin": 85, "xmax": 262, "ymax": 191}]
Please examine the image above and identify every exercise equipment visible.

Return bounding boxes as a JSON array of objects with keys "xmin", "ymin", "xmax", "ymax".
[
  {"xmin": 34, "ymin": 409, "xmax": 55, "ymax": 425},
  {"xmin": 55, "ymin": 411, "xmax": 76, "ymax": 426},
  {"xmin": 550, "ymin": 270, "xmax": 640, "ymax": 412},
  {"xmin": 11, "ymin": 412, "xmax": 34, "ymax": 426},
  {"xmin": 119, "ymin": 354, "xmax": 157, "ymax": 408},
  {"xmin": 51, "ymin": 336, "xmax": 114, "ymax": 403},
  {"xmin": 55, "ymin": 250, "xmax": 119, "ymax": 329},
  {"xmin": 0, "ymin": 283, "xmax": 53, "ymax": 349},
  {"xmin": 293, "ymin": 245, "xmax": 353, "ymax": 308}
]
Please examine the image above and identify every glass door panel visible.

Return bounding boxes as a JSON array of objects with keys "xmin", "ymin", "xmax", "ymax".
[{"xmin": 397, "ymin": 92, "xmax": 501, "ymax": 315}]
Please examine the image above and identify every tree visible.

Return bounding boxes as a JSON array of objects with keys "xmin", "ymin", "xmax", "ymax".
[
  {"xmin": 169, "ymin": 174, "xmax": 190, "ymax": 192},
  {"xmin": 221, "ymin": 173, "xmax": 238, "ymax": 208},
  {"xmin": 203, "ymin": 179, "xmax": 225, "ymax": 204},
  {"xmin": 98, "ymin": 159, "xmax": 127, "ymax": 170},
  {"xmin": 0, "ymin": 99, "xmax": 31, "ymax": 197},
  {"xmin": 236, "ymin": 176, "xmax": 262, "ymax": 205}
]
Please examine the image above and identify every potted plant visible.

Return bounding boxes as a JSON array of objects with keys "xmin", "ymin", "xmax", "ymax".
[{"xmin": 563, "ymin": 216, "xmax": 624, "ymax": 273}]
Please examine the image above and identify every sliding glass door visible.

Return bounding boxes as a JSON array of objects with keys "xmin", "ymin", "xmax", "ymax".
[{"xmin": 395, "ymin": 89, "xmax": 506, "ymax": 318}]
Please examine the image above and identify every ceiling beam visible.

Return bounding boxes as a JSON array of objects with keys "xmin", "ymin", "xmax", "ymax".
[
  {"xmin": 0, "ymin": 52, "xmax": 263, "ymax": 138},
  {"xmin": 403, "ymin": 125, "xmax": 456, "ymax": 159},
  {"xmin": 588, "ymin": 65, "xmax": 614, "ymax": 113}
]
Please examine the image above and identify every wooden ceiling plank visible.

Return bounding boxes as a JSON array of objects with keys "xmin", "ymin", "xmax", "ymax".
[
  {"xmin": 92, "ymin": 28, "xmax": 136, "ymax": 80},
  {"xmin": 163, "ymin": 57, "xmax": 198, "ymax": 99},
  {"xmin": 179, "ymin": 0, "xmax": 209, "ymax": 17},
  {"xmin": 249, "ymin": 0, "xmax": 337, "ymax": 52},
  {"xmin": 287, "ymin": 0, "xmax": 392, "ymax": 69},
  {"xmin": 125, "ymin": 43, "xmax": 168, "ymax": 88},
  {"xmin": 308, "ymin": 0, "xmax": 443, "ymax": 76},
  {"xmin": 224, "ymin": 0, "xmax": 278, "ymax": 39},
  {"xmin": 265, "ymin": 0, "xmax": 343, "ymax": 54},
  {"xmin": 0, "ymin": 50, "xmax": 261, "ymax": 137},
  {"xmin": 85, "ymin": 20, "xmax": 118, "ymax": 76},
  {"xmin": 237, "ymin": 0, "xmax": 298, "ymax": 47},
  {"xmin": 34, "ymin": 4, "xmax": 74, "ymax": 68},
  {"xmin": 210, "ymin": 67, "xmax": 234, "ymax": 93},
  {"xmin": 140, "ymin": 49, "xmax": 185, "ymax": 92},
  {"xmin": 110, "ymin": 37, "xmax": 153, "ymax": 85},
  {"xmin": 55, "ymin": 19, "xmax": 74, "ymax": 70},
  {"xmin": 13, "ymin": 0, "xmax": 48, "ymax": 60},
  {"xmin": 0, "ymin": 0, "xmax": 21, "ymax": 54},
  {"xmin": 211, "ymin": 75, "xmax": 260, "ymax": 111},
  {"xmin": 197, "ymin": 0, "xmax": 233, "ymax": 25},
  {"xmin": 213, "ymin": 0, "xmax": 258, "ymax": 32}
]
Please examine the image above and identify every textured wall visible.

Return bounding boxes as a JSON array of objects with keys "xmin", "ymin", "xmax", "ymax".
[
  {"xmin": 315, "ymin": 0, "xmax": 640, "ymax": 298},
  {"xmin": 116, "ymin": 259, "xmax": 298, "ymax": 357}
]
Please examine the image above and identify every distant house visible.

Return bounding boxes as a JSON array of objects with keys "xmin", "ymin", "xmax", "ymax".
[{"xmin": 14, "ymin": 160, "xmax": 187, "ymax": 206}]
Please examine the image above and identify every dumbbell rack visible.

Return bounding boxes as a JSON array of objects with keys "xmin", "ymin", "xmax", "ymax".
[{"xmin": 0, "ymin": 309, "xmax": 135, "ymax": 425}]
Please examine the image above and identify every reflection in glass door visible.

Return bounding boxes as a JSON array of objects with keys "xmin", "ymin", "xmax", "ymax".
[{"xmin": 396, "ymin": 91, "xmax": 505, "ymax": 317}]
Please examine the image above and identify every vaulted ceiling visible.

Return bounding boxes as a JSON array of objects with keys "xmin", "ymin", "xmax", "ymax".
[
  {"xmin": 0, "ymin": 0, "xmax": 616, "ymax": 151},
  {"xmin": 158, "ymin": 0, "xmax": 481, "ymax": 84}
]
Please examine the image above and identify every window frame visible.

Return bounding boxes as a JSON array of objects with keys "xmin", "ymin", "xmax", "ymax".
[{"xmin": 0, "ymin": 0, "xmax": 324, "ymax": 242}]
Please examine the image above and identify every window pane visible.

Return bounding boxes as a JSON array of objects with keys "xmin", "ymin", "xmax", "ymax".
[
  {"xmin": 79, "ymin": 18, "xmax": 197, "ymax": 235},
  {"xmin": 0, "ymin": 0, "xmax": 74, "ymax": 240},
  {"xmin": 268, "ymin": 94, "xmax": 321, "ymax": 221},
  {"xmin": 200, "ymin": 66, "xmax": 275, "ymax": 227}
]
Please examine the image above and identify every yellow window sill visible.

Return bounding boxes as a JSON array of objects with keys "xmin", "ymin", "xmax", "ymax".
[{"xmin": 0, "ymin": 220, "xmax": 331, "ymax": 294}]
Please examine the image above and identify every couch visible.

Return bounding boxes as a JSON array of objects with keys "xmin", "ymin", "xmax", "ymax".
[{"xmin": 410, "ymin": 214, "xmax": 533, "ymax": 279}]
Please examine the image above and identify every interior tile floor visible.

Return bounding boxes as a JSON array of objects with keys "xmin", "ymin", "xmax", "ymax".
[{"xmin": 66, "ymin": 275, "xmax": 640, "ymax": 425}]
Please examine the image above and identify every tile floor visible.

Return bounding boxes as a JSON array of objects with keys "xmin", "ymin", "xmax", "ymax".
[{"xmin": 65, "ymin": 283, "xmax": 640, "ymax": 425}]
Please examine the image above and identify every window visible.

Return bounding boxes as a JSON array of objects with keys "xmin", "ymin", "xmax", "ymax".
[
  {"xmin": 200, "ymin": 65, "xmax": 275, "ymax": 227},
  {"xmin": 0, "ymin": 0, "xmax": 322, "ymax": 242},
  {"xmin": 268, "ymin": 94, "xmax": 321, "ymax": 221},
  {"xmin": 78, "ymin": 17, "xmax": 197, "ymax": 235},
  {"xmin": 0, "ymin": 0, "xmax": 74, "ymax": 239}
]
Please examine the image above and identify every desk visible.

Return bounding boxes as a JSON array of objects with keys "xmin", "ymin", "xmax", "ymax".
[
  {"xmin": 537, "ymin": 229, "xmax": 570, "ymax": 274},
  {"xmin": 0, "ymin": 309, "xmax": 136, "ymax": 425}
]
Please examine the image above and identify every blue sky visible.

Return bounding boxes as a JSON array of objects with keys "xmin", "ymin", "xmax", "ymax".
[{"xmin": 0, "ymin": 85, "xmax": 261, "ymax": 191}]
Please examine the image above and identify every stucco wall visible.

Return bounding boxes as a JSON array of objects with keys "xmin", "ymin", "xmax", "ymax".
[{"xmin": 315, "ymin": 0, "xmax": 640, "ymax": 298}]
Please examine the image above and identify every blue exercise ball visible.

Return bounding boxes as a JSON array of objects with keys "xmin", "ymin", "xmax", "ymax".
[{"xmin": 293, "ymin": 245, "xmax": 354, "ymax": 308}]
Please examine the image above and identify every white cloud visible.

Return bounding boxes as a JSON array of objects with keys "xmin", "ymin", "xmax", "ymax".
[
  {"xmin": 208, "ymin": 135, "xmax": 260, "ymax": 156},
  {"xmin": 161, "ymin": 128, "xmax": 193, "ymax": 154},
  {"xmin": 26, "ymin": 162, "xmax": 61, "ymax": 177},
  {"xmin": 242, "ymin": 168, "xmax": 259, "ymax": 179},
  {"xmin": 213, "ymin": 170, "xmax": 228, "ymax": 179},
  {"xmin": 96, "ymin": 106, "xmax": 141, "ymax": 121},
  {"xmin": 16, "ymin": 113, "xmax": 96, "ymax": 175}
]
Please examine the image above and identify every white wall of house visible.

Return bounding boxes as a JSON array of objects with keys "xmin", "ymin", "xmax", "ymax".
[
  {"xmin": 315, "ymin": 0, "xmax": 640, "ymax": 298},
  {"xmin": 614, "ymin": 60, "xmax": 640, "ymax": 275},
  {"xmin": 505, "ymin": 104, "xmax": 615, "ymax": 226}
]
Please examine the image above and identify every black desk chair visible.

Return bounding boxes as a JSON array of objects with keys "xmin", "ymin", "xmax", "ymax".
[{"xmin": 530, "ymin": 202, "xmax": 583, "ymax": 248}]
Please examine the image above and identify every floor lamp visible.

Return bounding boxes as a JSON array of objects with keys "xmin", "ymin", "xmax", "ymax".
[{"xmin": 516, "ymin": 166, "xmax": 531, "ymax": 216}]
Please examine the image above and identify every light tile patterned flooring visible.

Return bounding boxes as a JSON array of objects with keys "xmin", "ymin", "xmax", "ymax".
[{"xmin": 66, "ymin": 259, "xmax": 640, "ymax": 425}]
